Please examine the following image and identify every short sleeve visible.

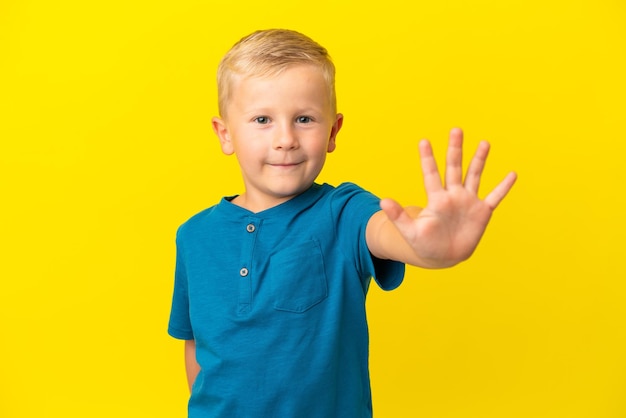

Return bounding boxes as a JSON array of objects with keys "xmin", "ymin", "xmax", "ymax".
[
  {"xmin": 167, "ymin": 228, "xmax": 194, "ymax": 340},
  {"xmin": 331, "ymin": 183, "xmax": 405, "ymax": 291}
]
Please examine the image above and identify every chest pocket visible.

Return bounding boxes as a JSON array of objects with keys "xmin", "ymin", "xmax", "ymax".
[{"xmin": 268, "ymin": 239, "xmax": 328, "ymax": 313}]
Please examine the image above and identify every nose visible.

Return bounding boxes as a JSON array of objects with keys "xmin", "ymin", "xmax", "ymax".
[{"xmin": 273, "ymin": 123, "xmax": 299, "ymax": 150}]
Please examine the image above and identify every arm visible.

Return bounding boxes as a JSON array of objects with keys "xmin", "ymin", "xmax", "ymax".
[
  {"xmin": 185, "ymin": 339, "xmax": 200, "ymax": 392},
  {"xmin": 366, "ymin": 128, "xmax": 517, "ymax": 268}
]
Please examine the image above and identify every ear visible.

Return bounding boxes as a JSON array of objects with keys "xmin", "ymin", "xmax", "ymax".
[
  {"xmin": 212, "ymin": 116, "xmax": 234, "ymax": 155},
  {"xmin": 327, "ymin": 113, "xmax": 343, "ymax": 153}
]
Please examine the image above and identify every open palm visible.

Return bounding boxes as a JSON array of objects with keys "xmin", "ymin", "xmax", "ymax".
[{"xmin": 380, "ymin": 128, "xmax": 517, "ymax": 267}]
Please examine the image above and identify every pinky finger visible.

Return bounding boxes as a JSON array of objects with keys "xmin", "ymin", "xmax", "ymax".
[{"xmin": 484, "ymin": 171, "xmax": 518, "ymax": 210}]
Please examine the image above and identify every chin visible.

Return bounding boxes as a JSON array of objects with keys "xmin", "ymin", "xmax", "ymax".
[{"xmin": 270, "ymin": 182, "xmax": 313, "ymax": 199}]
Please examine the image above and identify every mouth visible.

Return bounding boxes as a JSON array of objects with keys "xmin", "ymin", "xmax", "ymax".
[{"xmin": 268, "ymin": 162, "xmax": 303, "ymax": 168}]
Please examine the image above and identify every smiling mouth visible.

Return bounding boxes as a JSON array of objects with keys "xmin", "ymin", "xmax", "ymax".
[{"xmin": 269, "ymin": 162, "xmax": 302, "ymax": 167}]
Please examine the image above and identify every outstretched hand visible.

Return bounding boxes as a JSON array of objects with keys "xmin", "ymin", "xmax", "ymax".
[{"xmin": 379, "ymin": 128, "xmax": 517, "ymax": 268}]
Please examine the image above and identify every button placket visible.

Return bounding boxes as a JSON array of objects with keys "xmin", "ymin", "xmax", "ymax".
[{"xmin": 237, "ymin": 217, "xmax": 260, "ymax": 315}]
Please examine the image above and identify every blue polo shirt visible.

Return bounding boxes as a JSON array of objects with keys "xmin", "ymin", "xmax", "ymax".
[{"xmin": 168, "ymin": 182, "xmax": 405, "ymax": 417}]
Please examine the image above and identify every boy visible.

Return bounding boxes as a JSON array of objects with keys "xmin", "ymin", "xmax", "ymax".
[{"xmin": 168, "ymin": 29, "xmax": 516, "ymax": 417}]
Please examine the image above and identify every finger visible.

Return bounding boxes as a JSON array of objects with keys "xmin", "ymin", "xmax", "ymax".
[
  {"xmin": 419, "ymin": 139, "xmax": 443, "ymax": 193},
  {"xmin": 380, "ymin": 198, "xmax": 405, "ymax": 221},
  {"xmin": 380, "ymin": 198, "xmax": 418, "ymax": 232},
  {"xmin": 484, "ymin": 171, "xmax": 518, "ymax": 209},
  {"xmin": 445, "ymin": 127, "xmax": 464, "ymax": 188},
  {"xmin": 464, "ymin": 140, "xmax": 490, "ymax": 194}
]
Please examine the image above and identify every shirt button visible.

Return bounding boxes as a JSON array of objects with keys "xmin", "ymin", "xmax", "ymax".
[
  {"xmin": 246, "ymin": 224, "xmax": 255, "ymax": 233},
  {"xmin": 239, "ymin": 267, "xmax": 249, "ymax": 277}
]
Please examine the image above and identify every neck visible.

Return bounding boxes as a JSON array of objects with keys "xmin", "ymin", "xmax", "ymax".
[{"xmin": 230, "ymin": 193, "xmax": 293, "ymax": 213}]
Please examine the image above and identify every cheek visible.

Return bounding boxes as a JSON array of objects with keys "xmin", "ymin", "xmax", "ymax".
[
  {"xmin": 302, "ymin": 130, "xmax": 331, "ymax": 151},
  {"xmin": 235, "ymin": 147, "xmax": 261, "ymax": 165},
  {"xmin": 232, "ymin": 131, "xmax": 264, "ymax": 155},
  {"xmin": 310, "ymin": 138, "xmax": 332, "ymax": 156}
]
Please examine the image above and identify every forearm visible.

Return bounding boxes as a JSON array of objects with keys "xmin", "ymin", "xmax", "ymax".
[
  {"xmin": 366, "ymin": 209, "xmax": 464, "ymax": 269},
  {"xmin": 185, "ymin": 339, "xmax": 201, "ymax": 392}
]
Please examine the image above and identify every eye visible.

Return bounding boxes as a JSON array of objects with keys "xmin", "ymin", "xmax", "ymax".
[
  {"xmin": 296, "ymin": 116, "xmax": 312, "ymax": 124},
  {"xmin": 254, "ymin": 116, "xmax": 270, "ymax": 124}
]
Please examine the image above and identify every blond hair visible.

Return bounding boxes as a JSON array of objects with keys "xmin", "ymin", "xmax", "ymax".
[{"xmin": 217, "ymin": 29, "xmax": 337, "ymax": 117}]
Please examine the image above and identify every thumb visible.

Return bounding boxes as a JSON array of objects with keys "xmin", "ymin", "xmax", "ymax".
[{"xmin": 380, "ymin": 198, "xmax": 419, "ymax": 231}]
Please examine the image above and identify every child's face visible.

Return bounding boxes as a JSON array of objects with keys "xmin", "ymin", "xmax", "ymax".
[{"xmin": 212, "ymin": 64, "xmax": 343, "ymax": 211}]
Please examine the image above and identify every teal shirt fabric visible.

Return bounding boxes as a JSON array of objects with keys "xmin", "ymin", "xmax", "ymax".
[{"xmin": 168, "ymin": 182, "xmax": 405, "ymax": 417}]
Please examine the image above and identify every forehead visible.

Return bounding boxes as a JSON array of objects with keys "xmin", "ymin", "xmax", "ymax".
[
  {"xmin": 229, "ymin": 65, "xmax": 332, "ymax": 108},
  {"xmin": 231, "ymin": 63, "xmax": 328, "ymax": 88}
]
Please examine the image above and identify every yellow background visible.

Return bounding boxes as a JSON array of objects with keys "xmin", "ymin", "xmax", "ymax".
[{"xmin": 1, "ymin": 0, "xmax": 625, "ymax": 417}]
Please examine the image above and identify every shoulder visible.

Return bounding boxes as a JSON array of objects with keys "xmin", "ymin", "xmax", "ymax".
[
  {"xmin": 176, "ymin": 200, "xmax": 227, "ymax": 241},
  {"xmin": 315, "ymin": 182, "xmax": 383, "ymax": 235},
  {"xmin": 321, "ymin": 182, "xmax": 375, "ymax": 202},
  {"xmin": 179, "ymin": 205, "xmax": 217, "ymax": 228},
  {"xmin": 325, "ymin": 182, "xmax": 380, "ymax": 213},
  {"xmin": 333, "ymin": 182, "xmax": 367, "ymax": 194}
]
